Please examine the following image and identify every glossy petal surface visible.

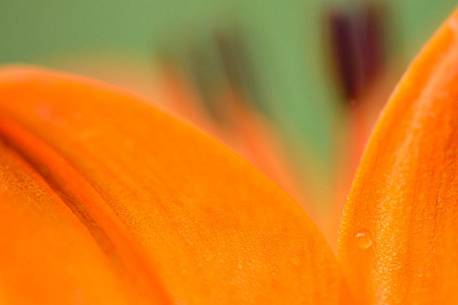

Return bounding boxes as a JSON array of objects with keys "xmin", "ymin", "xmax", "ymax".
[
  {"xmin": 339, "ymin": 10, "xmax": 458, "ymax": 305},
  {"xmin": 0, "ymin": 67, "xmax": 348, "ymax": 305}
]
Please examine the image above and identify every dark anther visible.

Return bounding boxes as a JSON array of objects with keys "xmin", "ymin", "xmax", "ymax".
[{"xmin": 325, "ymin": 1, "xmax": 386, "ymax": 105}]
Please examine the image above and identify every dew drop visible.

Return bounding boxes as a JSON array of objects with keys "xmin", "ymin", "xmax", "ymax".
[{"xmin": 354, "ymin": 230, "xmax": 373, "ymax": 250}]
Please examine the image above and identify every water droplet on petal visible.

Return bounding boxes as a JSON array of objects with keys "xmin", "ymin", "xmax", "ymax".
[{"xmin": 354, "ymin": 230, "xmax": 373, "ymax": 250}]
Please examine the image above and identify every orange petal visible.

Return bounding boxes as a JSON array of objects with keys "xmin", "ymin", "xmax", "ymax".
[
  {"xmin": 338, "ymin": 9, "xmax": 458, "ymax": 305},
  {"xmin": 0, "ymin": 66, "xmax": 349, "ymax": 304}
]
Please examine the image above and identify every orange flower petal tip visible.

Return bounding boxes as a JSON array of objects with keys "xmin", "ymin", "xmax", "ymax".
[
  {"xmin": 338, "ymin": 9, "xmax": 458, "ymax": 305},
  {"xmin": 0, "ymin": 66, "xmax": 350, "ymax": 304}
]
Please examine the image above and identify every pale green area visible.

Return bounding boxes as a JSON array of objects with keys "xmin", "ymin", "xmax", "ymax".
[{"xmin": 0, "ymin": 0, "xmax": 456, "ymax": 196}]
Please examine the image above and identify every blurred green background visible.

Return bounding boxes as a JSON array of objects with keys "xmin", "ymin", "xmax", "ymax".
[{"xmin": 0, "ymin": 0, "xmax": 456, "ymax": 201}]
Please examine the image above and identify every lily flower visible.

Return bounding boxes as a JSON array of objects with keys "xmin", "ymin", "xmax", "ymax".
[{"xmin": 0, "ymin": 8, "xmax": 457, "ymax": 305}]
